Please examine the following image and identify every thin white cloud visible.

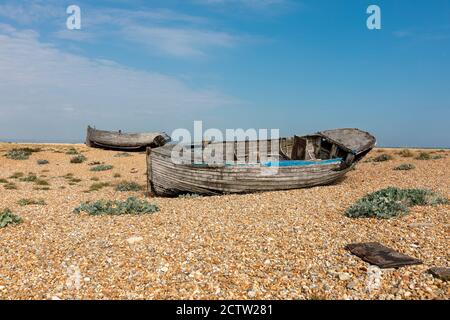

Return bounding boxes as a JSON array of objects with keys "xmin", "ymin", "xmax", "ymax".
[
  {"xmin": 121, "ymin": 25, "xmax": 238, "ymax": 57},
  {"xmin": 0, "ymin": 1, "xmax": 243, "ymax": 58},
  {"xmin": 393, "ymin": 29, "xmax": 450, "ymax": 41},
  {"xmin": 84, "ymin": 7, "xmax": 241, "ymax": 57},
  {"xmin": 0, "ymin": 25, "xmax": 242, "ymax": 141},
  {"xmin": 193, "ymin": 0, "xmax": 297, "ymax": 12},
  {"xmin": 0, "ymin": 1, "xmax": 61, "ymax": 24},
  {"xmin": 195, "ymin": 0, "xmax": 286, "ymax": 7},
  {"xmin": 393, "ymin": 31, "xmax": 412, "ymax": 38}
]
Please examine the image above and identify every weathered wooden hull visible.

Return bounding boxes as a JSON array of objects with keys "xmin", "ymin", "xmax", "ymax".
[
  {"xmin": 86, "ymin": 126, "xmax": 170, "ymax": 151},
  {"xmin": 147, "ymin": 128, "xmax": 375, "ymax": 196},
  {"xmin": 147, "ymin": 146, "xmax": 354, "ymax": 196}
]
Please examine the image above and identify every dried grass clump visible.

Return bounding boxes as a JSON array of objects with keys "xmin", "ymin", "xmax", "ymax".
[
  {"xmin": 115, "ymin": 181, "xmax": 142, "ymax": 192},
  {"xmin": 90, "ymin": 165, "xmax": 113, "ymax": 172},
  {"xmin": 398, "ymin": 149, "xmax": 414, "ymax": 157},
  {"xmin": 0, "ymin": 178, "xmax": 8, "ymax": 184},
  {"xmin": 9, "ymin": 172, "xmax": 24, "ymax": 179},
  {"xmin": 17, "ymin": 198, "xmax": 46, "ymax": 206},
  {"xmin": 66, "ymin": 148, "xmax": 79, "ymax": 155},
  {"xmin": 19, "ymin": 173, "xmax": 38, "ymax": 182},
  {"xmin": 73, "ymin": 197, "xmax": 159, "ymax": 215},
  {"xmin": 86, "ymin": 182, "xmax": 110, "ymax": 192},
  {"xmin": 394, "ymin": 164, "xmax": 415, "ymax": 171},
  {"xmin": 371, "ymin": 154, "xmax": 393, "ymax": 162},
  {"xmin": 346, "ymin": 187, "xmax": 448, "ymax": 219},
  {"xmin": 416, "ymin": 152, "xmax": 431, "ymax": 160},
  {"xmin": 0, "ymin": 209, "xmax": 22, "ymax": 228},
  {"xmin": 33, "ymin": 186, "xmax": 50, "ymax": 191},
  {"xmin": 114, "ymin": 152, "xmax": 131, "ymax": 158},
  {"xmin": 70, "ymin": 154, "xmax": 87, "ymax": 164},
  {"xmin": 4, "ymin": 182, "xmax": 17, "ymax": 190},
  {"xmin": 35, "ymin": 179, "xmax": 50, "ymax": 186}
]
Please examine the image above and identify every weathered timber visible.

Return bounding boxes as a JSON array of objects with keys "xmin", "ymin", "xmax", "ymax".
[
  {"xmin": 146, "ymin": 128, "xmax": 376, "ymax": 196},
  {"xmin": 86, "ymin": 126, "xmax": 170, "ymax": 151},
  {"xmin": 346, "ymin": 242, "xmax": 423, "ymax": 268}
]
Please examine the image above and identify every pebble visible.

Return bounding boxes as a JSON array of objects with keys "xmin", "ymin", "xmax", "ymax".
[
  {"xmin": 408, "ymin": 223, "xmax": 433, "ymax": 228},
  {"xmin": 159, "ymin": 266, "xmax": 169, "ymax": 273},
  {"xmin": 347, "ymin": 281, "xmax": 357, "ymax": 290},
  {"xmin": 0, "ymin": 145, "xmax": 448, "ymax": 300},
  {"xmin": 126, "ymin": 236, "xmax": 143, "ymax": 245},
  {"xmin": 338, "ymin": 272, "xmax": 352, "ymax": 281}
]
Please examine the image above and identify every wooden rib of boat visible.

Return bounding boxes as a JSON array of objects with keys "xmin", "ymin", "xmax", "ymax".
[
  {"xmin": 146, "ymin": 128, "xmax": 376, "ymax": 196},
  {"xmin": 86, "ymin": 126, "xmax": 171, "ymax": 151}
]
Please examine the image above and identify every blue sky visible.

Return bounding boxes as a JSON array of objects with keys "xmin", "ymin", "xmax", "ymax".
[{"xmin": 0, "ymin": 0, "xmax": 449, "ymax": 147}]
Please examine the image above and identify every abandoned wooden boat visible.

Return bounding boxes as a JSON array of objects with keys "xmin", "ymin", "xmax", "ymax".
[
  {"xmin": 146, "ymin": 128, "xmax": 376, "ymax": 196},
  {"xmin": 86, "ymin": 126, "xmax": 171, "ymax": 151}
]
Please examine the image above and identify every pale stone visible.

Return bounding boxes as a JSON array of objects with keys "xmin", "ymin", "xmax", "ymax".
[
  {"xmin": 338, "ymin": 272, "xmax": 352, "ymax": 281},
  {"xmin": 127, "ymin": 236, "xmax": 143, "ymax": 245}
]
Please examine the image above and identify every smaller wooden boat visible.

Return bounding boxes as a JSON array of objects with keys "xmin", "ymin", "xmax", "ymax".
[
  {"xmin": 86, "ymin": 126, "xmax": 170, "ymax": 151},
  {"xmin": 146, "ymin": 128, "xmax": 376, "ymax": 196}
]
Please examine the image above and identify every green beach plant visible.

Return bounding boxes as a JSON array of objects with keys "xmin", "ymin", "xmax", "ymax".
[
  {"xmin": 6, "ymin": 148, "xmax": 33, "ymax": 160},
  {"xmin": 73, "ymin": 197, "xmax": 159, "ymax": 215},
  {"xmin": 371, "ymin": 154, "xmax": 393, "ymax": 162},
  {"xmin": 115, "ymin": 181, "xmax": 143, "ymax": 192},
  {"xmin": 415, "ymin": 152, "xmax": 431, "ymax": 160},
  {"xmin": 394, "ymin": 164, "xmax": 415, "ymax": 171},
  {"xmin": 86, "ymin": 182, "xmax": 110, "ymax": 192},
  {"xmin": 70, "ymin": 154, "xmax": 87, "ymax": 163},
  {"xmin": 114, "ymin": 152, "xmax": 131, "ymax": 158},
  {"xmin": 345, "ymin": 187, "xmax": 448, "ymax": 219},
  {"xmin": 66, "ymin": 147, "xmax": 79, "ymax": 155},
  {"xmin": 0, "ymin": 209, "xmax": 22, "ymax": 228},
  {"xmin": 17, "ymin": 198, "xmax": 46, "ymax": 206},
  {"xmin": 90, "ymin": 165, "xmax": 113, "ymax": 172}
]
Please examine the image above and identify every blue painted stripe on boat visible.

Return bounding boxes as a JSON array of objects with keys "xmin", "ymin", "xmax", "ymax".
[
  {"xmin": 261, "ymin": 158, "xmax": 342, "ymax": 167},
  {"xmin": 189, "ymin": 158, "xmax": 343, "ymax": 167}
]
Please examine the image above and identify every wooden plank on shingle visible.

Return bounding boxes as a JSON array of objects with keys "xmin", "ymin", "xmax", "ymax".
[{"xmin": 345, "ymin": 242, "xmax": 422, "ymax": 268}]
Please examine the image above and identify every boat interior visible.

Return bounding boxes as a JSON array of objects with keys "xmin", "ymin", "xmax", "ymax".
[{"xmin": 176, "ymin": 134, "xmax": 371, "ymax": 166}]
